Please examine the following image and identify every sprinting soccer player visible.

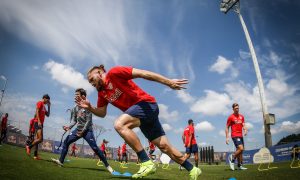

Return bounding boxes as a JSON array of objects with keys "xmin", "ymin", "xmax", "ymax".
[
  {"xmin": 226, "ymin": 103, "xmax": 248, "ymax": 171},
  {"xmin": 121, "ymin": 142, "xmax": 128, "ymax": 163},
  {"xmin": 70, "ymin": 143, "xmax": 77, "ymax": 157},
  {"xmin": 148, "ymin": 141, "xmax": 156, "ymax": 160},
  {"xmin": 76, "ymin": 65, "xmax": 201, "ymax": 179},
  {"xmin": 26, "ymin": 94, "xmax": 51, "ymax": 160},
  {"xmin": 51, "ymin": 88, "xmax": 116, "ymax": 175},
  {"xmin": 0, "ymin": 113, "xmax": 8, "ymax": 145},
  {"xmin": 100, "ymin": 139, "xmax": 109, "ymax": 158},
  {"xmin": 182, "ymin": 119, "xmax": 199, "ymax": 167}
]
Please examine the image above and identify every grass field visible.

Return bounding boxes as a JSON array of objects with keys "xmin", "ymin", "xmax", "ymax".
[{"xmin": 0, "ymin": 144, "xmax": 299, "ymax": 180}]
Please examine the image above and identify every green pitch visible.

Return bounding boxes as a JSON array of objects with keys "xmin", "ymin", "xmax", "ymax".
[{"xmin": 0, "ymin": 144, "xmax": 299, "ymax": 180}]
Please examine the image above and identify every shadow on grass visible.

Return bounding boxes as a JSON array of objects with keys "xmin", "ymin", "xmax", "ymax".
[{"xmin": 64, "ymin": 166, "xmax": 107, "ymax": 172}]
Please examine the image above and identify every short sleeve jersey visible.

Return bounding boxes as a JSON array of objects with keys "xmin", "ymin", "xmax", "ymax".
[
  {"xmin": 1, "ymin": 116, "xmax": 8, "ymax": 129},
  {"xmin": 183, "ymin": 125, "xmax": 197, "ymax": 147},
  {"xmin": 97, "ymin": 66, "xmax": 156, "ymax": 112},
  {"xmin": 100, "ymin": 143, "xmax": 106, "ymax": 151},
  {"xmin": 122, "ymin": 144, "xmax": 127, "ymax": 154},
  {"xmin": 226, "ymin": 113, "xmax": 245, "ymax": 138},
  {"xmin": 29, "ymin": 118, "xmax": 37, "ymax": 133},
  {"xmin": 36, "ymin": 101, "xmax": 46, "ymax": 124}
]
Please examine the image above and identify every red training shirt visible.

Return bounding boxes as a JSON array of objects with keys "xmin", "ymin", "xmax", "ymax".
[
  {"xmin": 29, "ymin": 118, "xmax": 37, "ymax": 133},
  {"xmin": 183, "ymin": 125, "xmax": 197, "ymax": 147},
  {"xmin": 36, "ymin": 101, "xmax": 46, "ymax": 124},
  {"xmin": 97, "ymin": 66, "xmax": 156, "ymax": 112},
  {"xmin": 226, "ymin": 113, "xmax": 245, "ymax": 138},
  {"xmin": 100, "ymin": 143, "xmax": 106, "ymax": 151},
  {"xmin": 122, "ymin": 143, "xmax": 127, "ymax": 154},
  {"xmin": 1, "ymin": 116, "xmax": 8, "ymax": 129}
]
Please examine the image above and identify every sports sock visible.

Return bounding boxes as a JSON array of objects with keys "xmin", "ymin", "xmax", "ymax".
[
  {"xmin": 34, "ymin": 151, "xmax": 38, "ymax": 157},
  {"xmin": 137, "ymin": 149, "xmax": 150, "ymax": 163},
  {"xmin": 181, "ymin": 160, "xmax": 193, "ymax": 171}
]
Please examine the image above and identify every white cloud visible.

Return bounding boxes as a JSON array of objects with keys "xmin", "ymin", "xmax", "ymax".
[
  {"xmin": 162, "ymin": 123, "xmax": 172, "ymax": 131},
  {"xmin": 194, "ymin": 121, "xmax": 215, "ymax": 132},
  {"xmin": 176, "ymin": 91, "xmax": 195, "ymax": 104},
  {"xmin": 158, "ymin": 104, "xmax": 179, "ymax": 122},
  {"xmin": 209, "ymin": 56, "xmax": 232, "ymax": 74},
  {"xmin": 174, "ymin": 127, "xmax": 184, "ymax": 134},
  {"xmin": 44, "ymin": 60, "xmax": 94, "ymax": 94},
  {"xmin": 209, "ymin": 56, "xmax": 239, "ymax": 79},
  {"xmin": 191, "ymin": 90, "xmax": 231, "ymax": 116},
  {"xmin": 239, "ymin": 49, "xmax": 251, "ymax": 60},
  {"xmin": 271, "ymin": 121, "xmax": 300, "ymax": 135}
]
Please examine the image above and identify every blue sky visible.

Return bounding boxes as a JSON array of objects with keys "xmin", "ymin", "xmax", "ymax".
[{"xmin": 0, "ymin": 0, "xmax": 299, "ymax": 152}]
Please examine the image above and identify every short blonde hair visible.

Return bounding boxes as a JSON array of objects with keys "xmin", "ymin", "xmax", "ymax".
[{"xmin": 87, "ymin": 64, "xmax": 105, "ymax": 76}]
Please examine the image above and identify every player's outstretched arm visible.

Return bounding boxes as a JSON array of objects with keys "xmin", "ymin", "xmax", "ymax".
[
  {"xmin": 75, "ymin": 96, "xmax": 107, "ymax": 118},
  {"xmin": 132, "ymin": 68, "xmax": 188, "ymax": 90}
]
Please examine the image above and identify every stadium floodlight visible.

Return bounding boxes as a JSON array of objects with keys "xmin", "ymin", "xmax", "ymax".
[
  {"xmin": 219, "ymin": 0, "xmax": 273, "ymax": 148},
  {"xmin": 220, "ymin": 0, "xmax": 239, "ymax": 14}
]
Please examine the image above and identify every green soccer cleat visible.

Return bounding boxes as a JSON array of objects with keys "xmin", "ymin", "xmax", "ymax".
[
  {"xmin": 189, "ymin": 167, "xmax": 202, "ymax": 180},
  {"xmin": 132, "ymin": 160, "xmax": 156, "ymax": 179}
]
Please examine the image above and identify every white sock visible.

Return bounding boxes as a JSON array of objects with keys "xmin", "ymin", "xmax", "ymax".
[{"xmin": 106, "ymin": 166, "xmax": 114, "ymax": 173}]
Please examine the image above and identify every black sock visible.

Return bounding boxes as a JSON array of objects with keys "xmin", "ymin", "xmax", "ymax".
[
  {"xmin": 181, "ymin": 160, "xmax": 194, "ymax": 171},
  {"xmin": 34, "ymin": 151, "xmax": 38, "ymax": 157},
  {"xmin": 238, "ymin": 163, "xmax": 241, "ymax": 167},
  {"xmin": 137, "ymin": 149, "xmax": 150, "ymax": 163}
]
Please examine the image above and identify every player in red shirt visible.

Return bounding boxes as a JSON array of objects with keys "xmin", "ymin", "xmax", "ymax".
[
  {"xmin": 182, "ymin": 119, "xmax": 199, "ymax": 167},
  {"xmin": 26, "ymin": 94, "xmax": 51, "ymax": 160},
  {"xmin": 76, "ymin": 65, "xmax": 200, "ymax": 179},
  {"xmin": 0, "ymin": 113, "xmax": 8, "ymax": 145},
  {"xmin": 148, "ymin": 141, "xmax": 156, "ymax": 160},
  {"xmin": 27, "ymin": 115, "xmax": 38, "ymax": 146},
  {"xmin": 121, "ymin": 142, "xmax": 128, "ymax": 163},
  {"xmin": 117, "ymin": 146, "xmax": 121, "ymax": 162},
  {"xmin": 225, "ymin": 103, "xmax": 248, "ymax": 171},
  {"xmin": 70, "ymin": 143, "xmax": 77, "ymax": 157},
  {"xmin": 100, "ymin": 139, "xmax": 109, "ymax": 158}
]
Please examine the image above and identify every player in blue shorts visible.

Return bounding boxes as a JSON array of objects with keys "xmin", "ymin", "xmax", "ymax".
[
  {"xmin": 76, "ymin": 65, "xmax": 201, "ymax": 179},
  {"xmin": 182, "ymin": 119, "xmax": 199, "ymax": 167}
]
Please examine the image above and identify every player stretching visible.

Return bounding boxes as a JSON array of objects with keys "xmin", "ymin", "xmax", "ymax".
[
  {"xmin": 51, "ymin": 88, "xmax": 116, "ymax": 175},
  {"xmin": 76, "ymin": 65, "xmax": 201, "ymax": 179},
  {"xmin": 0, "ymin": 113, "xmax": 8, "ymax": 145},
  {"xmin": 226, "ymin": 103, "xmax": 248, "ymax": 170},
  {"xmin": 26, "ymin": 94, "xmax": 51, "ymax": 160},
  {"xmin": 182, "ymin": 119, "xmax": 199, "ymax": 167}
]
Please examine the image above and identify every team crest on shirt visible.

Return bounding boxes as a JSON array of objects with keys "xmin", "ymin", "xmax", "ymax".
[{"xmin": 108, "ymin": 82, "xmax": 113, "ymax": 90}]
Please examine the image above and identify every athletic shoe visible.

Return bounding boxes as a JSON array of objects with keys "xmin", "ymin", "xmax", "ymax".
[
  {"xmin": 25, "ymin": 145, "xmax": 31, "ymax": 155},
  {"xmin": 238, "ymin": 166, "xmax": 247, "ymax": 170},
  {"xmin": 132, "ymin": 160, "xmax": 156, "ymax": 179},
  {"xmin": 33, "ymin": 156, "xmax": 42, "ymax": 160},
  {"xmin": 51, "ymin": 158, "xmax": 63, "ymax": 167},
  {"xmin": 189, "ymin": 167, "xmax": 202, "ymax": 180},
  {"xmin": 228, "ymin": 154, "xmax": 235, "ymax": 171}
]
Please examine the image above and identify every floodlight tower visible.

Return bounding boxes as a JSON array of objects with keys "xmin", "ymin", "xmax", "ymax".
[{"xmin": 220, "ymin": 0, "xmax": 274, "ymax": 148}]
